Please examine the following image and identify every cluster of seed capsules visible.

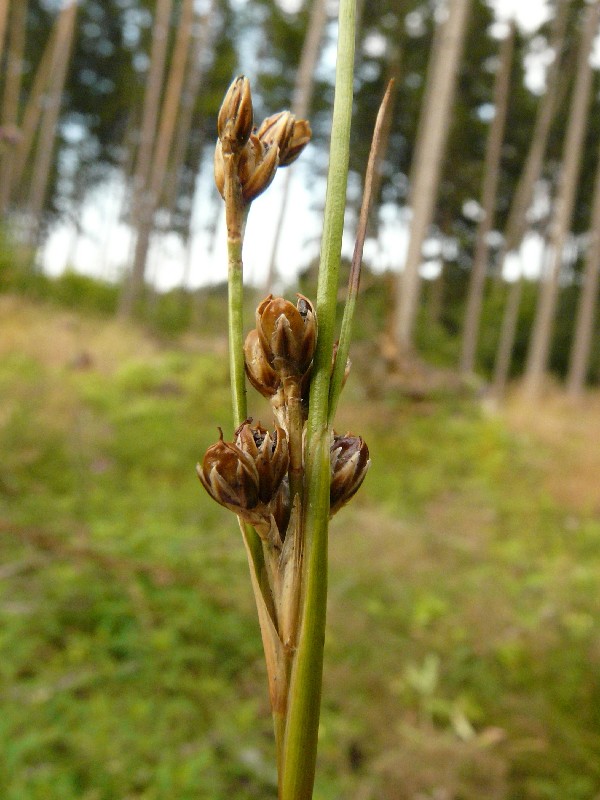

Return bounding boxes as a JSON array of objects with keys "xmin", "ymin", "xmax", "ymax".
[
  {"xmin": 198, "ymin": 295, "xmax": 370, "ymax": 542},
  {"xmin": 213, "ymin": 75, "xmax": 312, "ymax": 205}
]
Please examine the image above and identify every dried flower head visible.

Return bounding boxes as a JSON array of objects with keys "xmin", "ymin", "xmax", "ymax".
[
  {"xmin": 214, "ymin": 135, "xmax": 280, "ymax": 205},
  {"xmin": 329, "ymin": 433, "xmax": 370, "ymax": 516},
  {"xmin": 244, "ymin": 328, "xmax": 281, "ymax": 398},
  {"xmin": 235, "ymin": 420, "xmax": 289, "ymax": 504},
  {"xmin": 197, "ymin": 429, "xmax": 260, "ymax": 514},
  {"xmin": 255, "ymin": 294, "xmax": 317, "ymax": 376},
  {"xmin": 257, "ymin": 113, "xmax": 312, "ymax": 167},
  {"xmin": 217, "ymin": 75, "xmax": 253, "ymax": 152}
]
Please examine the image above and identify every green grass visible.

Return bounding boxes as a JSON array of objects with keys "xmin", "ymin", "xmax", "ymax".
[{"xmin": 1, "ymin": 294, "xmax": 599, "ymax": 799}]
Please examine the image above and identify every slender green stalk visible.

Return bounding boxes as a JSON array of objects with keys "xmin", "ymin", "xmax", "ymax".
[
  {"xmin": 279, "ymin": 0, "xmax": 356, "ymax": 796},
  {"xmin": 227, "ymin": 235, "xmax": 247, "ymax": 426}
]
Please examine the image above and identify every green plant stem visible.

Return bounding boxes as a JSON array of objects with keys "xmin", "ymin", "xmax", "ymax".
[
  {"xmin": 227, "ymin": 234, "xmax": 247, "ymax": 427},
  {"xmin": 279, "ymin": 0, "xmax": 356, "ymax": 796}
]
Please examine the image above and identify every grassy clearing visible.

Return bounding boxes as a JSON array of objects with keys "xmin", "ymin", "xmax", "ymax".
[{"xmin": 1, "ymin": 294, "xmax": 599, "ymax": 799}]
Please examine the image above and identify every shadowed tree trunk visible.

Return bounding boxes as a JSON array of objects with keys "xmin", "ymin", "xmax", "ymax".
[
  {"xmin": 163, "ymin": 0, "xmax": 216, "ymax": 218},
  {"xmin": 3, "ymin": 18, "xmax": 60, "ymax": 212},
  {"xmin": 0, "ymin": 1, "xmax": 10, "ymax": 79},
  {"xmin": 566, "ymin": 134, "xmax": 600, "ymax": 399},
  {"xmin": 118, "ymin": 0, "xmax": 174, "ymax": 316},
  {"xmin": 0, "ymin": 0, "xmax": 28, "ymax": 211},
  {"xmin": 262, "ymin": 0, "xmax": 329, "ymax": 293},
  {"xmin": 491, "ymin": 0, "xmax": 571, "ymax": 399},
  {"xmin": 120, "ymin": 0, "xmax": 195, "ymax": 316},
  {"xmin": 522, "ymin": 0, "xmax": 600, "ymax": 400},
  {"xmin": 459, "ymin": 20, "xmax": 514, "ymax": 376},
  {"xmin": 393, "ymin": 0, "xmax": 471, "ymax": 362},
  {"xmin": 25, "ymin": 0, "xmax": 77, "ymax": 244}
]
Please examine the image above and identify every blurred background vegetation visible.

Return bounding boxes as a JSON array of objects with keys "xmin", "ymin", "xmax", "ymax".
[{"xmin": 1, "ymin": 0, "xmax": 600, "ymax": 798}]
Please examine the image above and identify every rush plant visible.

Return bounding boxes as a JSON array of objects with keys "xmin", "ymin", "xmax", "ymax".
[{"xmin": 198, "ymin": 2, "xmax": 391, "ymax": 794}]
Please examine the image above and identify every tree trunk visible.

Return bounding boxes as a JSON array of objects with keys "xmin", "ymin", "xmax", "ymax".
[
  {"xmin": 522, "ymin": 0, "xmax": 600, "ymax": 400},
  {"xmin": 118, "ymin": 0, "xmax": 173, "ymax": 315},
  {"xmin": 565, "ymin": 134, "xmax": 600, "ymax": 398},
  {"xmin": 0, "ymin": 0, "xmax": 10, "ymax": 79},
  {"xmin": 393, "ymin": 0, "xmax": 471, "ymax": 360},
  {"xmin": 0, "ymin": 0, "xmax": 28, "ymax": 210},
  {"xmin": 162, "ymin": 0, "xmax": 216, "ymax": 216},
  {"xmin": 491, "ymin": 0, "xmax": 571, "ymax": 399},
  {"xmin": 459, "ymin": 21, "xmax": 514, "ymax": 375},
  {"xmin": 262, "ymin": 0, "xmax": 329, "ymax": 292},
  {"xmin": 25, "ymin": 0, "xmax": 77, "ymax": 241},
  {"xmin": 120, "ymin": 0, "xmax": 194, "ymax": 317},
  {"xmin": 2, "ymin": 16, "xmax": 60, "ymax": 212}
]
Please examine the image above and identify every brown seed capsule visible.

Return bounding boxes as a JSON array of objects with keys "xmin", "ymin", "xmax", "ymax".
[
  {"xmin": 279, "ymin": 118, "xmax": 312, "ymax": 167},
  {"xmin": 235, "ymin": 420, "xmax": 289, "ymax": 504},
  {"xmin": 217, "ymin": 75, "xmax": 253, "ymax": 151},
  {"xmin": 197, "ymin": 429, "xmax": 260, "ymax": 513},
  {"xmin": 256, "ymin": 113, "xmax": 312, "ymax": 167},
  {"xmin": 241, "ymin": 140, "xmax": 279, "ymax": 203},
  {"xmin": 329, "ymin": 433, "xmax": 370, "ymax": 515},
  {"xmin": 244, "ymin": 328, "xmax": 281, "ymax": 398},
  {"xmin": 255, "ymin": 294, "xmax": 317, "ymax": 376}
]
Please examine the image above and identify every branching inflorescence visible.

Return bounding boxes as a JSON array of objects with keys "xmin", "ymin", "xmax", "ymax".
[{"xmin": 197, "ymin": 46, "xmax": 388, "ymax": 794}]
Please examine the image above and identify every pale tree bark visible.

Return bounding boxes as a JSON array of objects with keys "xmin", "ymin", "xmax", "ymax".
[
  {"xmin": 393, "ymin": 0, "xmax": 471, "ymax": 359},
  {"xmin": 262, "ymin": 0, "xmax": 329, "ymax": 292},
  {"xmin": 459, "ymin": 21, "xmax": 515, "ymax": 375},
  {"xmin": 25, "ymin": 0, "xmax": 77, "ymax": 240},
  {"xmin": 522, "ymin": 0, "xmax": 600, "ymax": 400},
  {"xmin": 0, "ymin": 0, "xmax": 28, "ymax": 209},
  {"xmin": 120, "ymin": 0, "xmax": 194, "ymax": 317},
  {"xmin": 2, "ymin": 15, "xmax": 60, "ymax": 212},
  {"xmin": 565, "ymin": 134, "xmax": 600, "ymax": 398},
  {"xmin": 491, "ymin": 0, "xmax": 571, "ymax": 399},
  {"xmin": 0, "ymin": 0, "xmax": 10, "ymax": 78},
  {"xmin": 162, "ymin": 0, "xmax": 216, "ymax": 218},
  {"xmin": 118, "ymin": 0, "xmax": 173, "ymax": 316}
]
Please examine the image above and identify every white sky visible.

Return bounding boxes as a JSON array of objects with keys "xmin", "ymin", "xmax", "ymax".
[{"xmin": 43, "ymin": 0, "xmax": 554, "ymax": 291}]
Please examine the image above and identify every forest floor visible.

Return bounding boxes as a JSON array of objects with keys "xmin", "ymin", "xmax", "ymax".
[{"xmin": 1, "ymin": 293, "xmax": 599, "ymax": 800}]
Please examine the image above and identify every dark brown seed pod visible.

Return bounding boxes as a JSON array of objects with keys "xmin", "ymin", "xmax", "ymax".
[
  {"xmin": 256, "ymin": 112, "xmax": 312, "ymax": 167},
  {"xmin": 197, "ymin": 429, "xmax": 259, "ymax": 513},
  {"xmin": 244, "ymin": 328, "xmax": 281, "ymax": 398},
  {"xmin": 235, "ymin": 420, "xmax": 289, "ymax": 504},
  {"xmin": 255, "ymin": 294, "xmax": 317, "ymax": 376},
  {"xmin": 329, "ymin": 433, "xmax": 370, "ymax": 516},
  {"xmin": 217, "ymin": 75, "xmax": 253, "ymax": 151}
]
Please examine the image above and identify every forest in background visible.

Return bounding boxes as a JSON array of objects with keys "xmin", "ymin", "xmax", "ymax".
[
  {"xmin": 2, "ymin": 2, "xmax": 600, "ymax": 798},
  {"xmin": 1, "ymin": 0, "xmax": 600, "ymax": 400}
]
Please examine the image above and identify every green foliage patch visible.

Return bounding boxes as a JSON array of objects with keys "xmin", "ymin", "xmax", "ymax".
[{"xmin": 1, "ymin": 297, "xmax": 599, "ymax": 799}]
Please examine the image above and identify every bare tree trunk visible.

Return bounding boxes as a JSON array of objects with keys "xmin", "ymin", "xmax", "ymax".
[
  {"xmin": 118, "ymin": 0, "xmax": 173, "ymax": 315},
  {"xmin": 262, "ymin": 0, "xmax": 329, "ymax": 292},
  {"xmin": 26, "ymin": 0, "xmax": 77, "ymax": 241},
  {"xmin": 0, "ymin": 0, "xmax": 10, "ymax": 77},
  {"xmin": 522, "ymin": 0, "xmax": 600, "ymax": 400},
  {"xmin": 120, "ymin": 0, "xmax": 194, "ymax": 317},
  {"xmin": 393, "ymin": 0, "xmax": 470, "ymax": 360},
  {"xmin": 491, "ymin": 0, "xmax": 571, "ymax": 399},
  {"xmin": 0, "ymin": 0, "xmax": 28, "ymax": 210},
  {"xmin": 459, "ymin": 21, "xmax": 514, "ymax": 375},
  {"xmin": 162, "ymin": 0, "xmax": 216, "ymax": 216},
  {"xmin": 2, "ymin": 16, "xmax": 60, "ymax": 212},
  {"xmin": 566, "ymin": 135, "xmax": 600, "ymax": 398}
]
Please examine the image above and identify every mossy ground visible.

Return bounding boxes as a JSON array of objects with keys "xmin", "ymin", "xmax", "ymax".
[{"xmin": 1, "ymin": 294, "xmax": 599, "ymax": 800}]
